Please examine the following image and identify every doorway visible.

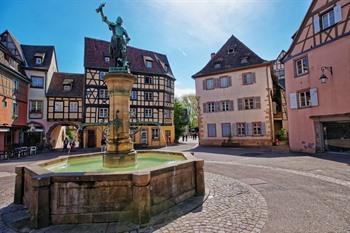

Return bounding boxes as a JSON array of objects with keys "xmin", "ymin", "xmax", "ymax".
[
  {"xmin": 87, "ymin": 130, "xmax": 96, "ymax": 148},
  {"xmin": 141, "ymin": 129, "xmax": 148, "ymax": 145}
]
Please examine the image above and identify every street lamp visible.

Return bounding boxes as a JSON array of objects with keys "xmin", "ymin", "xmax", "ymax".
[{"xmin": 320, "ymin": 66, "xmax": 333, "ymax": 84}]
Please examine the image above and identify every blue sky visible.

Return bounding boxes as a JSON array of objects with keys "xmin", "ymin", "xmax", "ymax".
[{"xmin": 1, "ymin": 0, "xmax": 310, "ymax": 96}]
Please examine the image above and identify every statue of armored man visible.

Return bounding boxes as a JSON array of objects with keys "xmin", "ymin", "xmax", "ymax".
[{"xmin": 96, "ymin": 3, "xmax": 130, "ymax": 72}]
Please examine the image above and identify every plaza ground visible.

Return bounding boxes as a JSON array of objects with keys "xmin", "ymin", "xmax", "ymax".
[{"xmin": 1, "ymin": 143, "xmax": 350, "ymax": 232}]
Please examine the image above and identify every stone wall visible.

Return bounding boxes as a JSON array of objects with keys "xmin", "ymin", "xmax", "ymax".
[{"xmin": 14, "ymin": 152, "xmax": 205, "ymax": 228}]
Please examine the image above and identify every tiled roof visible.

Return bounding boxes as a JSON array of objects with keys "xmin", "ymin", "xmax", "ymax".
[
  {"xmin": 192, "ymin": 35, "xmax": 268, "ymax": 78},
  {"xmin": 0, "ymin": 30, "xmax": 25, "ymax": 62},
  {"xmin": 21, "ymin": 44, "xmax": 55, "ymax": 70},
  {"xmin": 84, "ymin": 37, "xmax": 174, "ymax": 78},
  {"xmin": 47, "ymin": 72, "xmax": 84, "ymax": 97}
]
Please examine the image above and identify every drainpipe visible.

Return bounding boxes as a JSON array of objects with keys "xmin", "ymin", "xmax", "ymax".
[{"xmin": 266, "ymin": 66, "xmax": 275, "ymax": 144}]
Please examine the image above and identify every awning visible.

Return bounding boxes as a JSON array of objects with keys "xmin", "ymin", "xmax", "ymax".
[{"xmin": 0, "ymin": 128, "xmax": 10, "ymax": 132}]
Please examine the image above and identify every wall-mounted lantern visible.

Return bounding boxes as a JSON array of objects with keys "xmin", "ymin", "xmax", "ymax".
[{"xmin": 320, "ymin": 66, "xmax": 333, "ymax": 84}]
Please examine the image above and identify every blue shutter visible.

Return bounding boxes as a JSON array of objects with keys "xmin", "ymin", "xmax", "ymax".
[
  {"xmin": 334, "ymin": 3, "xmax": 342, "ymax": 23},
  {"xmin": 261, "ymin": 122, "xmax": 266, "ymax": 135},
  {"xmin": 231, "ymin": 123, "xmax": 236, "ymax": 136},
  {"xmin": 246, "ymin": 122, "xmax": 253, "ymax": 136}
]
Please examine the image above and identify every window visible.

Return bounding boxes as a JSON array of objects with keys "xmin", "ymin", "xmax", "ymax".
[
  {"xmin": 63, "ymin": 84, "xmax": 72, "ymax": 91},
  {"xmin": 70, "ymin": 102, "xmax": 78, "ymax": 112},
  {"xmin": 295, "ymin": 57, "xmax": 309, "ymax": 76},
  {"xmin": 31, "ymin": 76, "xmax": 44, "ymax": 88},
  {"xmin": 214, "ymin": 62, "xmax": 221, "ymax": 69},
  {"xmin": 131, "ymin": 90, "xmax": 137, "ymax": 100},
  {"xmin": 298, "ymin": 90, "xmax": 311, "ymax": 108},
  {"xmin": 207, "ymin": 124, "xmax": 216, "ymax": 137},
  {"xmin": 145, "ymin": 59, "xmax": 153, "ymax": 68},
  {"xmin": 222, "ymin": 101, "xmax": 229, "ymax": 111},
  {"xmin": 99, "ymin": 89, "xmax": 108, "ymax": 99},
  {"xmin": 227, "ymin": 48, "xmax": 235, "ymax": 54},
  {"xmin": 222, "ymin": 123, "xmax": 231, "ymax": 137},
  {"xmin": 130, "ymin": 108, "xmax": 137, "ymax": 118},
  {"xmin": 144, "ymin": 108, "xmax": 153, "ymax": 118},
  {"xmin": 2, "ymin": 100, "xmax": 7, "ymax": 108},
  {"xmin": 237, "ymin": 123, "xmax": 246, "ymax": 136},
  {"xmin": 244, "ymin": 98, "xmax": 254, "ymax": 110},
  {"xmin": 12, "ymin": 102, "xmax": 18, "ymax": 118},
  {"xmin": 238, "ymin": 97, "xmax": 261, "ymax": 110},
  {"xmin": 208, "ymin": 102, "xmax": 215, "ymax": 112},
  {"xmin": 164, "ymin": 93, "xmax": 170, "ymax": 102},
  {"xmin": 29, "ymin": 100, "xmax": 43, "ymax": 117},
  {"xmin": 252, "ymin": 122, "xmax": 262, "ymax": 136},
  {"xmin": 54, "ymin": 101, "xmax": 63, "ymax": 112},
  {"xmin": 145, "ymin": 76, "xmax": 153, "ymax": 84},
  {"xmin": 220, "ymin": 76, "xmax": 230, "ymax": 88},
  {"xmin": 104, "ymin": 56, "xmax": 110, "ymax": 63},
  {"xmin": 241, "ymin": 56, "xmax": 248, "ymax": 64},
  {"xmin": 242, "ymin": 72, "xmax": 256, "ymax": 85},
  {"xmin": 321, "ymin": 9, "xmax": 335, "ymax": 30},
  {"xmin": 13, "ymin": 79, "xmax": 19, "ymax": 93},
  {"xmin": 99, "ymin": 108, "xmax": 108, "ymax": 118},
  {"xmin": 206, "ymin": 79, "xmax": 215, "ymax": 90},
  {"xmin": 144, "ymin": 92, "xmax": 153, "ymax": 101},
  {"xmin": 99, "ymin": 71, "xmax": 106, "ymax": 80},
  {"xmin": 35, "ymin": 57, "xmax": 42, "ymax": 65},
  {"xmin": 164, "ymin": 109, "xmax": 171, "ymax": 118},
  {"xmin": 152, "ymin": 128, "xmax": 160, "ymax": 139}
]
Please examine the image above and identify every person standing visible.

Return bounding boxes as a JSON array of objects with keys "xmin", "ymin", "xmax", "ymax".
[{"xmin": 63, "ymin": 138, "xmax": 68, "ymax": 152}]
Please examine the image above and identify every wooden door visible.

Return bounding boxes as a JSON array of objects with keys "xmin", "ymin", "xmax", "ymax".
[{"xmin": 87, "ymin": 130, "xmax": 96, "ymax": 148}]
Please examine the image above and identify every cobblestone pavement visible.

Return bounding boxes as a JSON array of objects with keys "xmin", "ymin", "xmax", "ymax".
[
  {"xmin": 150, "ymin": 173, "xmax": 268, "ymax": 233},
  {"xmin": 0, "ymin": 173, "xmax": 267, "ymax": 233}
]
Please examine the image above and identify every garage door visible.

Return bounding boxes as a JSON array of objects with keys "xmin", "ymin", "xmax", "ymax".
[{"xmin": 324, "ymin": 122, "xmax": 350, "ymax": 152}]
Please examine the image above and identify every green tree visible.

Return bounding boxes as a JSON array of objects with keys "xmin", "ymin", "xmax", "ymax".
[
  {"xmin": 174, "ymin": 98, "xmax": 188, "ymax": 142},
  {"xmin": 181, "ymin": 94, "xmax": 199, "ymax": 129}
]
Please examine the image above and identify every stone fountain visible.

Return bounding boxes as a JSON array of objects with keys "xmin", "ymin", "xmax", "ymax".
[{"xmin": 13, "ymin": 4, "xmax": 205, "ymax": 230}]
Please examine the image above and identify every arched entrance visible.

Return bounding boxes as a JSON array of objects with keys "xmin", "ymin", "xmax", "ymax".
[
  {"xmin": 25, "ymin": 122, "xmax": 45, "ymax": 147},
  {"xmin": 46, "ymin": 121, "xmax": 82, "ymax": 149}
]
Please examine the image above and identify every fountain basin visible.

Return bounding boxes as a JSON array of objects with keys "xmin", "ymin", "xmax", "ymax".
[{"xmin": 14, "ymin": 151, "xmax": 205, "ymax": 228}]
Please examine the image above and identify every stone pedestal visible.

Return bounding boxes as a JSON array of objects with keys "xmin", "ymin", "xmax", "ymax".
[{"xmin": 103, "ymin": 72, "xmax": 137, "ymax": 168}]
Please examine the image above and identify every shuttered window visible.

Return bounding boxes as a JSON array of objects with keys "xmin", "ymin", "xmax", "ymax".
[
  {"xmin": 295, "ymin": 56, "xmax": 309, "ymax": 76},
  {"xmin": 238, "ymin": 97, "xmax": 261, "ymax": 110},
  {"xmin": 252, "ymin": 122, "xmax": 266, "ymax": 136},
  {"xmin": 242, "ymin": 72, "xmax": 256, "ymax": 85},
  {"xmin": 237, "ymin": 123, "xmax": 246, "ymax": 136}
]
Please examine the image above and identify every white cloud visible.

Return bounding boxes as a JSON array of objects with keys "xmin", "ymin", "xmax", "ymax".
[
  {"xmin": 144, "ymin": 0, "xmax": 268, "ymax": 47},
  {"xmin": 175, "ymin": 85, "xmax": 195, "ymax": 97}
]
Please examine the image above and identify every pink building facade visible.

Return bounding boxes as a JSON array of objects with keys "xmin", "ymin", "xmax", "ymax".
[{"xmin": 283, "ymin": 0, "xmax": 350, "ymax": 153}]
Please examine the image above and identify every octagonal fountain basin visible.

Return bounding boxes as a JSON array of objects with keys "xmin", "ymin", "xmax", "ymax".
[{"xmin": 14, "ymin": 151, "xmax": 205, "ymax": 229}]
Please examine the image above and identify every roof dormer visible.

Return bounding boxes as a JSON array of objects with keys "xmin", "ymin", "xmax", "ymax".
[
  {"xmin": 62, "ymin": 78, "xmax": 74, "ymax": 92},
  {"xmin": 143, "ymin": 56, "xmax": 153, "ymax": 69},
  {"xmin": 34, "ymin": 52, "xmax": 45, "ymax": 65}
]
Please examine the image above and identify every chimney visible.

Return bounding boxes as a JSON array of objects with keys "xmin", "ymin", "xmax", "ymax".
[{"xmin": 211, "ymin": 52, "xmax": 216, "ymax": 59}]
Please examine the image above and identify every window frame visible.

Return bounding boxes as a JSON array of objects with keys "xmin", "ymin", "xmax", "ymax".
[
  {"xmin": 144, "ymin": 108, "xmax": 153, "ymax": 118},
  {"xmin": 242, "ymin": 72, "xmax": 256, "ymax": 85},
  {"xmin": 144, "ymin": 91, "xmax": 153, "ymax": 101},
  {"xmin": 237, "ymin": 122, "xmax": 246, "ymax": 136},
  {"xmin": 145, "ymin": 59, "xmax": 153, "ymax": 69},
  {"xmin": 12, "ymin": 102, "xmax": 18, "ymax": 119},
  {"xmin": 297, "ymin": 90, "xmax": 311, "ymax": 108},
  {"xmin": 99, "ymin": 89, "xmax": 108, "ymax": 99},
  {"xmin": 54, "ymin": 101, "xmax": 63, "ymax": 112},
  {"xmin": 144, "ymin": 76, "xmax": 153, "ymax": 84},
  {"xmin": 320, "ymin": 8, "xmax": 335, "ymax": 30},
  {"xmin": 69, "ymin": 101, "xmax": 78, "ymax": 112},
  {"xmin": 29, "ymin": 100, "xmax": 43, "ymax": 118},
  {"xmin": 35, "ymin": 57, "xmax": 42, "ymax": 65},
  {"xmin": 220, "ymin": 76, "xmax": 230, "ymax": 88},
  {"xmin": 221, "ymin": 123, "xmax": 231, "ymax": 137},
  {"xmin": 152, "ymin": 128, "xmax": 160, "ymax": 140},
  {"xmin": 294, "ymin": 56, "xmax": 309, "ymax": 77},
  {"xmin": 30, "ymin": 76, "xmax": 44, "ymax": 88},
  {"xmin": 206, "ymin": 79, "xmax": 215, "ymax": 90},
  {"xmin": 252, "ymin": 122, "xmax": 262, "ymax": 136},
  {"xmin": 208, "ymin": 102, "xmax": 215, "ymax": 113},
  {"xmin": 99, "ymin": 108, "xmax": 109, "ymax": 118},
  {"xmin": 207, "ymin": 123, "xmax": 217, "ymax": 137},
  {"xmin": 131, "ymin": 90, "xmax": 138, "ymax": 100},
  {"xmin": 222, "ymin": 101, "xmax": 229, "ymax": 112}
]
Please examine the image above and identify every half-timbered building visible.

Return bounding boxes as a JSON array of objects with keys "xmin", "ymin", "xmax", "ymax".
[
  {"xmin": 46, "ymin": 72, "xmax": 84, "ymax": 148},
  {"xmin": 0, "ymin": 31, "xmax": 30, "ymax": 153},
  {"xmin": 283, "ymin": 0, "xmax": 350, "ymax": 153},
  {"xmin": 84, "ymin": 37, "xmax": 175, "ymax": 148}
]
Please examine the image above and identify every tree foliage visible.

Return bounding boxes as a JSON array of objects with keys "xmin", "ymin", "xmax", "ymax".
[
  {"xmin": 174, "ymin": 97, "xmax": 189, "ymax": 142},
  {"xmin": 181, "ymin": 94, "xmax": 199, "ymax": 129}
]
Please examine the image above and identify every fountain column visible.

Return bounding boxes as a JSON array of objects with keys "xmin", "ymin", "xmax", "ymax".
[{"xmin": 103, "ymin": 72, "xmax": 137, "ymax": 167}]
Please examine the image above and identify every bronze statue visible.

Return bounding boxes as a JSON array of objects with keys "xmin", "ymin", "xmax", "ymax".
[{"xmin": 96, "ymin": 3, "xmax": 130, "ymax": 70}]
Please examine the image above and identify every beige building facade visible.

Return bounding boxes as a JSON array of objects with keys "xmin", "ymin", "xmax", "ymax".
[{"xmin": 193, "ymin": 35, "xmax": 275, "ymax": 146}]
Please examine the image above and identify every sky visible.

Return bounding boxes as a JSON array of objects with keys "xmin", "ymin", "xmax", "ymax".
[{"xmin": 0, "ymin": 0, "xmax": 310, "ymax": 97}]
